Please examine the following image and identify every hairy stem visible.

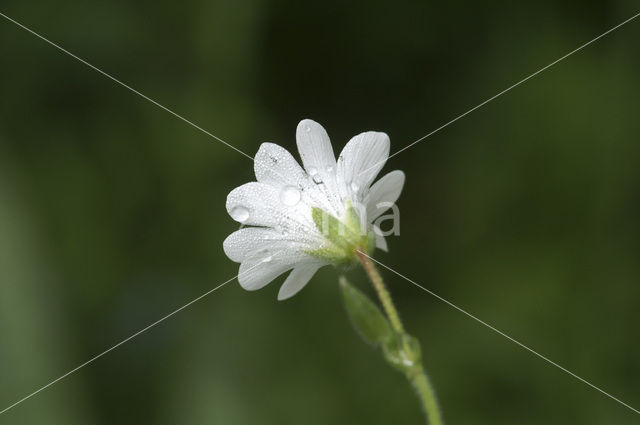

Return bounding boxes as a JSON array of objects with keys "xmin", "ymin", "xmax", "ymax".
[
  {"xmin": 356, "ymin": 251, "xmax": 405, "ymax": 334},
  {"xmin": 356, "ymin": 251, "xmax": 444, "ymax": 425}
]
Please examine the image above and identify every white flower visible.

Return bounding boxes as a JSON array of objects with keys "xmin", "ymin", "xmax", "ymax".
[{"xmin": 224, "ymin": 119, "xmax": 405, "ymax": 300}]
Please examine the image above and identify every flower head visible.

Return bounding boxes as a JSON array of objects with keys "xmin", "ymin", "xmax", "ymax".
[{"xmin": 224, "ymin": 119, "xmax": 405, "ymax": 300}]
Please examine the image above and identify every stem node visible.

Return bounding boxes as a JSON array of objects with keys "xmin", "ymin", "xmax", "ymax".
[{"xmin": 356, "ymin": 251, "xmax": 444, "ymax": 425}]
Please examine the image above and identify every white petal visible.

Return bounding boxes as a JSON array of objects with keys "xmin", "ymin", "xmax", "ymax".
[
  {"xmin": 254, "ymin": 142, "xmax": 306, "ymax": 188},
  {"xmin": 366, "ymin": 170, "xmax": 405, "ymax": 221},
  {"xmin": 238, "ymin": 250, "xmax": 309, "ymax": 291},
  {"xmin": 254, "ymin": 142, "xmax": 336, "ymax": 214},
  {"xmin": 226, "ymin": 182, "xmax": 316, "ymax": 236},
  {"xmin": 337, "ymin": 131, "xmax": 390, "ymax": 202},
  {"xmin": 373, "ymin": 226, "xmax": 389, "ymax": 252},
  {"xmin": 223, "ymin": 227, "xmax": 308, "ymax": 263},
  {"xmin": 277, "ymin": 263, "xmax": 324, "ymax": 300},
  {"xmin": 226, "ymin": 182, "xmax": 284, "ymax": 226},
  {"xmin": 296, "ymin": 119, "xmax": 337, "ymax": 177},
  {"xmin": 296, "ymin": 119, "xmax": 342, "ymax": 214}
]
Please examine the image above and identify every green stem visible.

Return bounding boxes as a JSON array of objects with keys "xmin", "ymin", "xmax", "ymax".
[
  {"xmin": 356, "ymin": 251, "xmax": 444, "ymax": 425},
  {"xmin": 357, "ymin": 251, "xmax": 405, "ymax": 334},
  {"xmin": 410, "ymin": 367, "xmax": 444, "ymax": 425}
]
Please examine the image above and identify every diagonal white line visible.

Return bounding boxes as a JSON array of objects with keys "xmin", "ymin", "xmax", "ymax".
[
  {"xmin": 0, "ymin": 270, "xmax": 241, "ymax": 415},
  {"xmin": 359, "ymin": 11, "xmax": 640, "ymax": 176},
  {"xmin": 0, "ymin": 12, "xmax": 331, "ymax": 240},
  {"xmin": 3, "ymin": 4, "xmax": 638, "ymax": 418},
  {"xmin": 0, "ymin": 11, "xmax": 328, "ymax": 238},
  {"xmin": 358, "ymin": 251, "xmax": 640, "ymax": 415},
  {"xmin": 0, "ymin": 11, "xmax": 254, "ymax": 161},
  {"xmin": 0, "ymin": 15, "xmax": 326, "ymax": 416}
]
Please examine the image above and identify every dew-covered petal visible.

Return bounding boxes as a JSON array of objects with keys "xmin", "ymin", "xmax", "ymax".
[
  {"xmin": 223, "ymin": 227, "xmax": 309, "ymax": 263},
  {"xmin": 238, "ymin": 250, "xmax": 309, "ymax": 291},
  {"xmin": 254, "ymin": 142, "xmax": 307, "ymax": 188},
  {"xmin": 226, "ymin": 182, "xmax": 319, "ymax": 238},
  {"xmin": 254, "ymin": 142, "xmax": 336, "ymax": 214},
  {"xmin": 373, "ymin": 226, "xmax": 389, "ymax": 252},
  {"xmin": 337, "ymin": 131, "xmax": 390, "ymax": 202},
  {"xmin": 296, "ymin": 119, "xmax": 342, "ymax": 214},
  {"xmin": 296, "ymin": 119, "xmax": 337, "ymax": 178},
  {"xmin": 277, "ymin": 262, "xmax": 324, "ymax": 300},
  {"xmin": 226, "ymin": 182, "xmax": 286, "ymax": 226},
  {"xmin": 366, "ymin": 170, "xmax": 405, "ymax": 221}
]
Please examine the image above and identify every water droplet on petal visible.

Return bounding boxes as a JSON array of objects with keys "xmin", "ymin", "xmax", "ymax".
[
  {"xmin": 280, "ymin": 185, "xmax": 301, "ymax": 206},
  {"xmin": 326, "ymin": 166, "xmax": 333, "ymax": 172},
  {"xmin": 230, "ymin": 206, "xmax": 249, "ymax": 222},
  {"xmin": 350, "ymin": 182, "xmax": 359, "ymax": 192},
  {"xmin": 305, "ymin": 126, "xmax": 311, "ymax": 133},
  {"xmin": 312, "ymin": 175, "xmax": 323, "ymax": 184},
  {"xmin": 261, "ymin": 250, "xmax": 273, "ymax": 262},
  {"xmin": 308, "ymin": 167, "xmax": 318, "ymax": 176}
]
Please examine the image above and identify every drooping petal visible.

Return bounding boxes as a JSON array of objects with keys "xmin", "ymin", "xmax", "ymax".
[
  {"xmin": 373, "ymin": 225, "xmax": 389, "ymax": 252},
  {"xmin": 277, "ymin": 262, "xmax": 324, "ymax": 300},
  {"xmin": 223, "ymin": 227, "xmax": 310, "ymax": 263},
  {"xmin": 365, "ymin": 170, "xmax": 405, "ymax": 221},
  {"xmin": 238, "ymin": 250, "xmax": 310, "ymax": 291},
  {"xmin": 337, "ymin": 131, "xmax": 390, "ymax": 202}
]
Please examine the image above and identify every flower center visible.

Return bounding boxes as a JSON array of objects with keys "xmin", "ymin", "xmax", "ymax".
[{"xmin": 306, "ymin": 203, "xmax": 375, "ymax": 264}]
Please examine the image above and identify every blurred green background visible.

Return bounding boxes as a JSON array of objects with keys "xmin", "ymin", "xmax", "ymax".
[{"xmin": 1, "ymin": 1, "xmax": 639, "ymax": 424}]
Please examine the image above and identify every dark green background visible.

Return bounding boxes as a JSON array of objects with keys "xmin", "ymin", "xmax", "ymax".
[{"xmin": 1, "ymin": 1, "xmax": 638, "ymax": 423}]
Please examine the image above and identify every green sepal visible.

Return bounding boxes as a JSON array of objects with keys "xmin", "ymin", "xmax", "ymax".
[
  {"xmin": 308, "ymin": 206, "xmax": 374, "ymax": 264},
  {"xmin": 345, "ymin": 203, "xmax": 364, "ymax": 234},
  {"xmin": 339, "ymin": 276, "xmax": 393, "ymax": 346},
  {"xmin": 312, "ymin": 207, "xmax": 360, "ymax": 247}
]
